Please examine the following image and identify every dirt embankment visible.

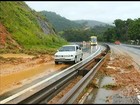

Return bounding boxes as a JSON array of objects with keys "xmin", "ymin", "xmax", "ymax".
[
  {"xmin": 81, "ymin": 47, "xmax": 140, "ymax": 104},
  {"xmin": 100, "ymin": 49, "xmax": 140, "ymax": 97}
]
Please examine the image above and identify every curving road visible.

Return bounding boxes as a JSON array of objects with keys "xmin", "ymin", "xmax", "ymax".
[{"xmin": 109, "ymin": 44, "xmax": 140, "ymax": 68}]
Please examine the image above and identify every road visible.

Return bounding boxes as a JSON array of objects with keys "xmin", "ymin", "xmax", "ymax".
[
  {"xmin": 84, "ymin": 43, "xmax": 140, "ymax": 104},
  {"xmin": 110, "ymin": 44, "xmax": 140, "ymax": 67},
  {"xmin": 1, "ymin": 43, "xmax": 139, "ymax": 104},
  {"xmin": 0, "ymin": 44, "xmax": 103, "ymax": 104},
  {"xmin": 109, "ymin": 44, "xmax": 140, "ymax": 104}
]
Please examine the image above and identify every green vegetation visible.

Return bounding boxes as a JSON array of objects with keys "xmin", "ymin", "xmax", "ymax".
[
  {"xmin": 102, "ymin": 83, "xmax": 118, "ymax": 90},
  {"xmin": 39, "ymin": 11, "xmax": 82, "ymax": 32},
  {"xmin": 56, "ymin": 17, "xmax": 140, "ymax": 44},
  {"xmin": 74, "ymin": 20, "xmax": 110, "ymax": 27},
  {"xmin": 59, "ymin": 25, "xmax": 113, "ymax": 42},
  {"xmin": 103, "ymin": 18, "xmax": 140, "ymax": 44},
  {"xmin": 39, "ymin": 10, "xmax": 115, "ymax": 43},
  {"xmin": 0, "ymin": 1, "xmax": 68, "ymax": 54},
  {"xmin": 1, "ymin": 1, "xmax": 138, "ymax": 51},
  {"xmin": 59, "ymin": 29, "xmax": 94, "ymax": 42},
  {"xmin": 39, "ymin": 11, "xmax": 113, "ymax": 42},
  {"xmin": 89, "ymin": 25, "xmax": 114, "ymax": 41}
]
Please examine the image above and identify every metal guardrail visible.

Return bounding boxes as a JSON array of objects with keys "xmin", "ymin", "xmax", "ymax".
[
  {"xmin": 58, "ymin": 44, "xmax": 110, "ymax": 104},
  {"xmin": 0, "ymin": 46, "xmax": 102, "ymax": 104}
]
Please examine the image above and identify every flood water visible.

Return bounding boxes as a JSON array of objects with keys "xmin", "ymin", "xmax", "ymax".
[
  {"xmin": 0, "ymin": 54, "xmax": 35, "ymax": 58},
  {"xmin": 0, "ymin": 44, "xmax": 99, "ymax": 95},
  {"xmin": 84, "ymin": 76, "xmax": 116, "ymax": 104}
]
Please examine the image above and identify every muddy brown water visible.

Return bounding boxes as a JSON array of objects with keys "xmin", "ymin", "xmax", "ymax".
[
  {"xmin": 0, "ymin": 46, "xmax": 96, "ymax": 95},
  {"xmin": 0, "ymin": 54, "xmax": 69, "ymax": 95}
]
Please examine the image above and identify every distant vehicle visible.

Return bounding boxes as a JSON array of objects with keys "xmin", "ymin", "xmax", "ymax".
[
  {"xmin": 90, "ymin": 36, "xmax": 97, "ymax": 46},
  {"xmin": 54, "ymin": 45, "xmax": 83, "ymax": 64},
  {"xmin": 115, "ymin": 40, "xmax": 121, "ymax": 45},
  {"xmin": 82, "ymin": 41, "xmax": 86, "ymax": 46}
]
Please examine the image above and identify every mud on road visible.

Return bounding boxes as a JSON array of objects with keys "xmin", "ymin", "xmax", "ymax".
[
  {"xmin": 0, "ymin": 54, "xmax": 69, "ymax": 95},
  {"xmin": 84, "ymin": 45, "xmax": 140, "ymax": 104},
  {"xmin": 0, "ymin": 45, "xmax": 140, "ymax": 104}
]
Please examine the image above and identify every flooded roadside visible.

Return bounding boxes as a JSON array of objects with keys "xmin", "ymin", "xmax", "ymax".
[
  {"xmin": 0, "ymin": 54, "xmax": 69, "ymax": 95},
  {"xmin": 94, "ymin": 76, "xmax": 116, "ymax": 104},
  {"xmin": 0, "ymin": 54, "xmax": 35, "ymax": 59},
  {"xmin": 0, "ymin": 61, "xmax": 69, "ymax": 95},
  {"xmin": 0, "ymin": 47, "xmax": 92, "ymax": 95}
]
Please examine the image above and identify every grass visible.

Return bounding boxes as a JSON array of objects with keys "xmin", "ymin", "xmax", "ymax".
[
  {"xmin": 0, "ymin": 1, "xmax": 68, "ymax": 54},
  {"xmin": 102, "ymin": 83, "xmax": 118, "ymax": 90}
]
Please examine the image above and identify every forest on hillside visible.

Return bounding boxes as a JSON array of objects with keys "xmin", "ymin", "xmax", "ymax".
[
  {"xmin": 59, "ymin": 18, "xmax": 140, "ymax": 45},
  {"xmin": 103, "ymin": 18, "xmax": 140, "ymax": 44}
]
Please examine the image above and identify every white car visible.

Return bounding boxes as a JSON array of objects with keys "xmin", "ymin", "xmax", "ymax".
[{"xmin": 54, "ymin": 45, "xmax": 83, "ymax": 64}]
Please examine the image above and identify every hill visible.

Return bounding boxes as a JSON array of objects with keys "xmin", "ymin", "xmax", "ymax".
[
  {"xmin": 39, "ymin": 11, "xmax": 113, "ymax": 32},
  {"xmin": 0, "ymin": 23, "xmax": 21, "ymax": 50},
  {"xmin": 39, "ymin": 11, "xmax": 82, "ymax": 32},
  {"xmin": 0, "ymin": 1, "xmax": 67, "ymax": 54},
  {"xmin": 74, "ymin": 20, "xmax": 111, "ymax": 27}
]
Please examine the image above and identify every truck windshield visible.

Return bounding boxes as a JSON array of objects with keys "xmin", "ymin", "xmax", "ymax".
[{"xmin": 91, "ymin": 38, "xmax": 96, "ymax": 42}]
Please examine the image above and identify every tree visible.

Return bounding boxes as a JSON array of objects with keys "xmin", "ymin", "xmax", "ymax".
[{"xmin": 103, "ymin": 28, "xmax": 116, "ymax": 42}]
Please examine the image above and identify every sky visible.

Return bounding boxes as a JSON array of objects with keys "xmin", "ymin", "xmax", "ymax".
[{"xmin": 25, "ymin": 1, "xmax": 140, "ymax": 24}]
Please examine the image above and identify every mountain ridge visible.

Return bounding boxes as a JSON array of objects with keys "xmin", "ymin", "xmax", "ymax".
[{"xmin": 39, "ymin": 11, "xmax": 112, "ymax": 32}]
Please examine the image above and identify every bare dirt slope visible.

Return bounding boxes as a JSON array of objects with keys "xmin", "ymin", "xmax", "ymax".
[{"xmin": 0, "ymin": 23, "xmax": 21, "ymax": 49}]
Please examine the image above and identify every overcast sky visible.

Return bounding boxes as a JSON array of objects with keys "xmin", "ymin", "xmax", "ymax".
[{"xmin": 25, "ymin": 1, "xmax": 140, "ymax": 24}]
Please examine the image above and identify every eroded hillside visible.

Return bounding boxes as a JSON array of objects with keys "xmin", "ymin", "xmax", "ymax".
[
  {"xmin": 0, "ymin": 1, "xmax": 67, "ymax": 53},
  {"xmin": 0, "ymin": 23, "xmax": 21, "ymax": 50}
]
